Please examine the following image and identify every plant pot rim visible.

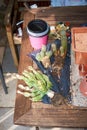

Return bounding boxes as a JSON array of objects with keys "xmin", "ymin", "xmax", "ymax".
[{"xmin": 71, "ymin": 27, "xmax": 87, "ymax": 53}]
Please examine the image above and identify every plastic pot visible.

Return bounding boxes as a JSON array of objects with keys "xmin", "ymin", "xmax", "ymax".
[{"xmin": 27, "ymin": 19, "xmax": 50, "ymax": 50}]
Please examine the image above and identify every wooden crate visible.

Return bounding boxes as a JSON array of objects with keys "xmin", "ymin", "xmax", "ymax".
[{"xmin": 14, "ymin": 6, "xmax": 87, "ymax": 128}]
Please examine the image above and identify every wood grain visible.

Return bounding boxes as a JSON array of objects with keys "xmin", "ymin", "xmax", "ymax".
[
  {"xmin": 14, "ymin": 7, "xmax": 87, "ymax": 128},
  {"xmin": 31, "ymin": 6, "xmax": 87, "ymax": 26}
]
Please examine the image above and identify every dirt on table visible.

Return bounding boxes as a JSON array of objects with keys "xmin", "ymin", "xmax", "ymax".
[{"xmin": 51, "ymin": 93, "xmax": 72, "ymax": 107}]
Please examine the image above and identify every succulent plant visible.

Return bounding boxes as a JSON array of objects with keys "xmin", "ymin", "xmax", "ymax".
[{"xmin": 17, "ymin": 66, "xmax": 53, "ymax": 102}]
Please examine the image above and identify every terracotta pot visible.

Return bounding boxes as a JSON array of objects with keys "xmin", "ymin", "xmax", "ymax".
[
  {"xmin": 79, "ymin": 64, "xmax": 87, "ymax": 76},
  {"xmin": 71, "ymin": 27, "xmax": 87, "ymax": 64},
  {"xmin": 80, "ymin": 74, "xmax": 87, "ymax": 96}
]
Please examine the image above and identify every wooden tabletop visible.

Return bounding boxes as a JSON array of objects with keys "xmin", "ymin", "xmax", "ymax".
[{"xmin": 14, "ymin": 6, "xmax": 87, "ymax": 128}]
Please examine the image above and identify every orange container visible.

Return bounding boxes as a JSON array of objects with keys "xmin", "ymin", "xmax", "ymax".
[{"xmin": 71, "ymin": 27, "xmax": 87, "ymax": 64}]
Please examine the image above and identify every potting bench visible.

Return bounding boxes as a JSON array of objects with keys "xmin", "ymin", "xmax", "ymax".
[{"xmin": 14, "ymin": 6, "xmax": 87, "ymax": 129}]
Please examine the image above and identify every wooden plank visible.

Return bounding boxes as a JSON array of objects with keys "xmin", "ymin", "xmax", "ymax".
[
  {"xmin": 6, "ymin": 25, "xmax": 19, "ymax": 68},
  {"xmin": 14, "ymin": 107, "xmax": 87, "ymax": 127},
  {"xmin": 4, "ymin": 0, "xmax": 19, "ymax": 68},
  {"xmin": 31, "ymin": 6, "xmax": 87, "ymax": 26},
  {"xmin": 14, "ymin": 11, "xmax": 34, "ymax": 123},
  {"xmin": 0, "ymin": 47, "xmax": 5, "ymax": 64},
  {"xmin": 17, "ymin": 0, "xmax": 51, "ymax": 7},
  {"xmin": 23, "ymin": 6, "xmax": 87, "ymax": 27},
  {"xmin": 31, "ymin": 6, "xmax": 87, "ymax": 16},
  {"xmin": 4, "ymin": 0, "xmax": 15, "ymax": 26}
]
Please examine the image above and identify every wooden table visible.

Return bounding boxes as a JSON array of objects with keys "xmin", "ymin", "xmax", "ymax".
[{"xmin": 14, "ymin": 6, "xmax": 87, "ymax": 128}]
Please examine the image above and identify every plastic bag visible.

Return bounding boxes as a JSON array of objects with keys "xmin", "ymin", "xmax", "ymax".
[{"xmin": 51, "ymin": 0, "xmax": 87, "ymax": 7}]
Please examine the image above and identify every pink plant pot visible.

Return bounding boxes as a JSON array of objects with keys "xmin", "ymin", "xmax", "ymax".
[
  {"xmin": 29, "ymin": 35, "xmax": 48, "ymax": 50},
  {"xmin": 27, "ymin": 19, "xmax": 49, "ymax": 50}
]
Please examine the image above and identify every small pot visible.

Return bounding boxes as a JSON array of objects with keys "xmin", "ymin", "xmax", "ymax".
[
  {"xmin": 79, "ymin": 64, "xmax": 87, "ymax": 76},
  {"xmin": 80, "ymin": 74, "xmax": 87, "ymax": 96},
  {"xmin": 27, "ymin": 19, "xmax": 50, "ymax": 50},
  {"xmin": 72, "ymin": 27, "xmax": 87, "ymax": 64}
]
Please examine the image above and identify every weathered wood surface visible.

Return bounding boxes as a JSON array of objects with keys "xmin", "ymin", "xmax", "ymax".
[
  {"xmin": 31, "ymin": 6, "xmax": 87, "ymax": 26},
  {"xmin": 0, "ymin": 47, "xmax": 5, "ymax": 64},
  {"xmin": 4, "ymin": 0, "xmax": 19, "ymax": 68},
  {"xmin": 14, "ymin": 7, "xmax": 87, "ymax": 128},
  {"xmin": 17, "ymin": 0, "xmax": 50, "ymax": 8}
]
